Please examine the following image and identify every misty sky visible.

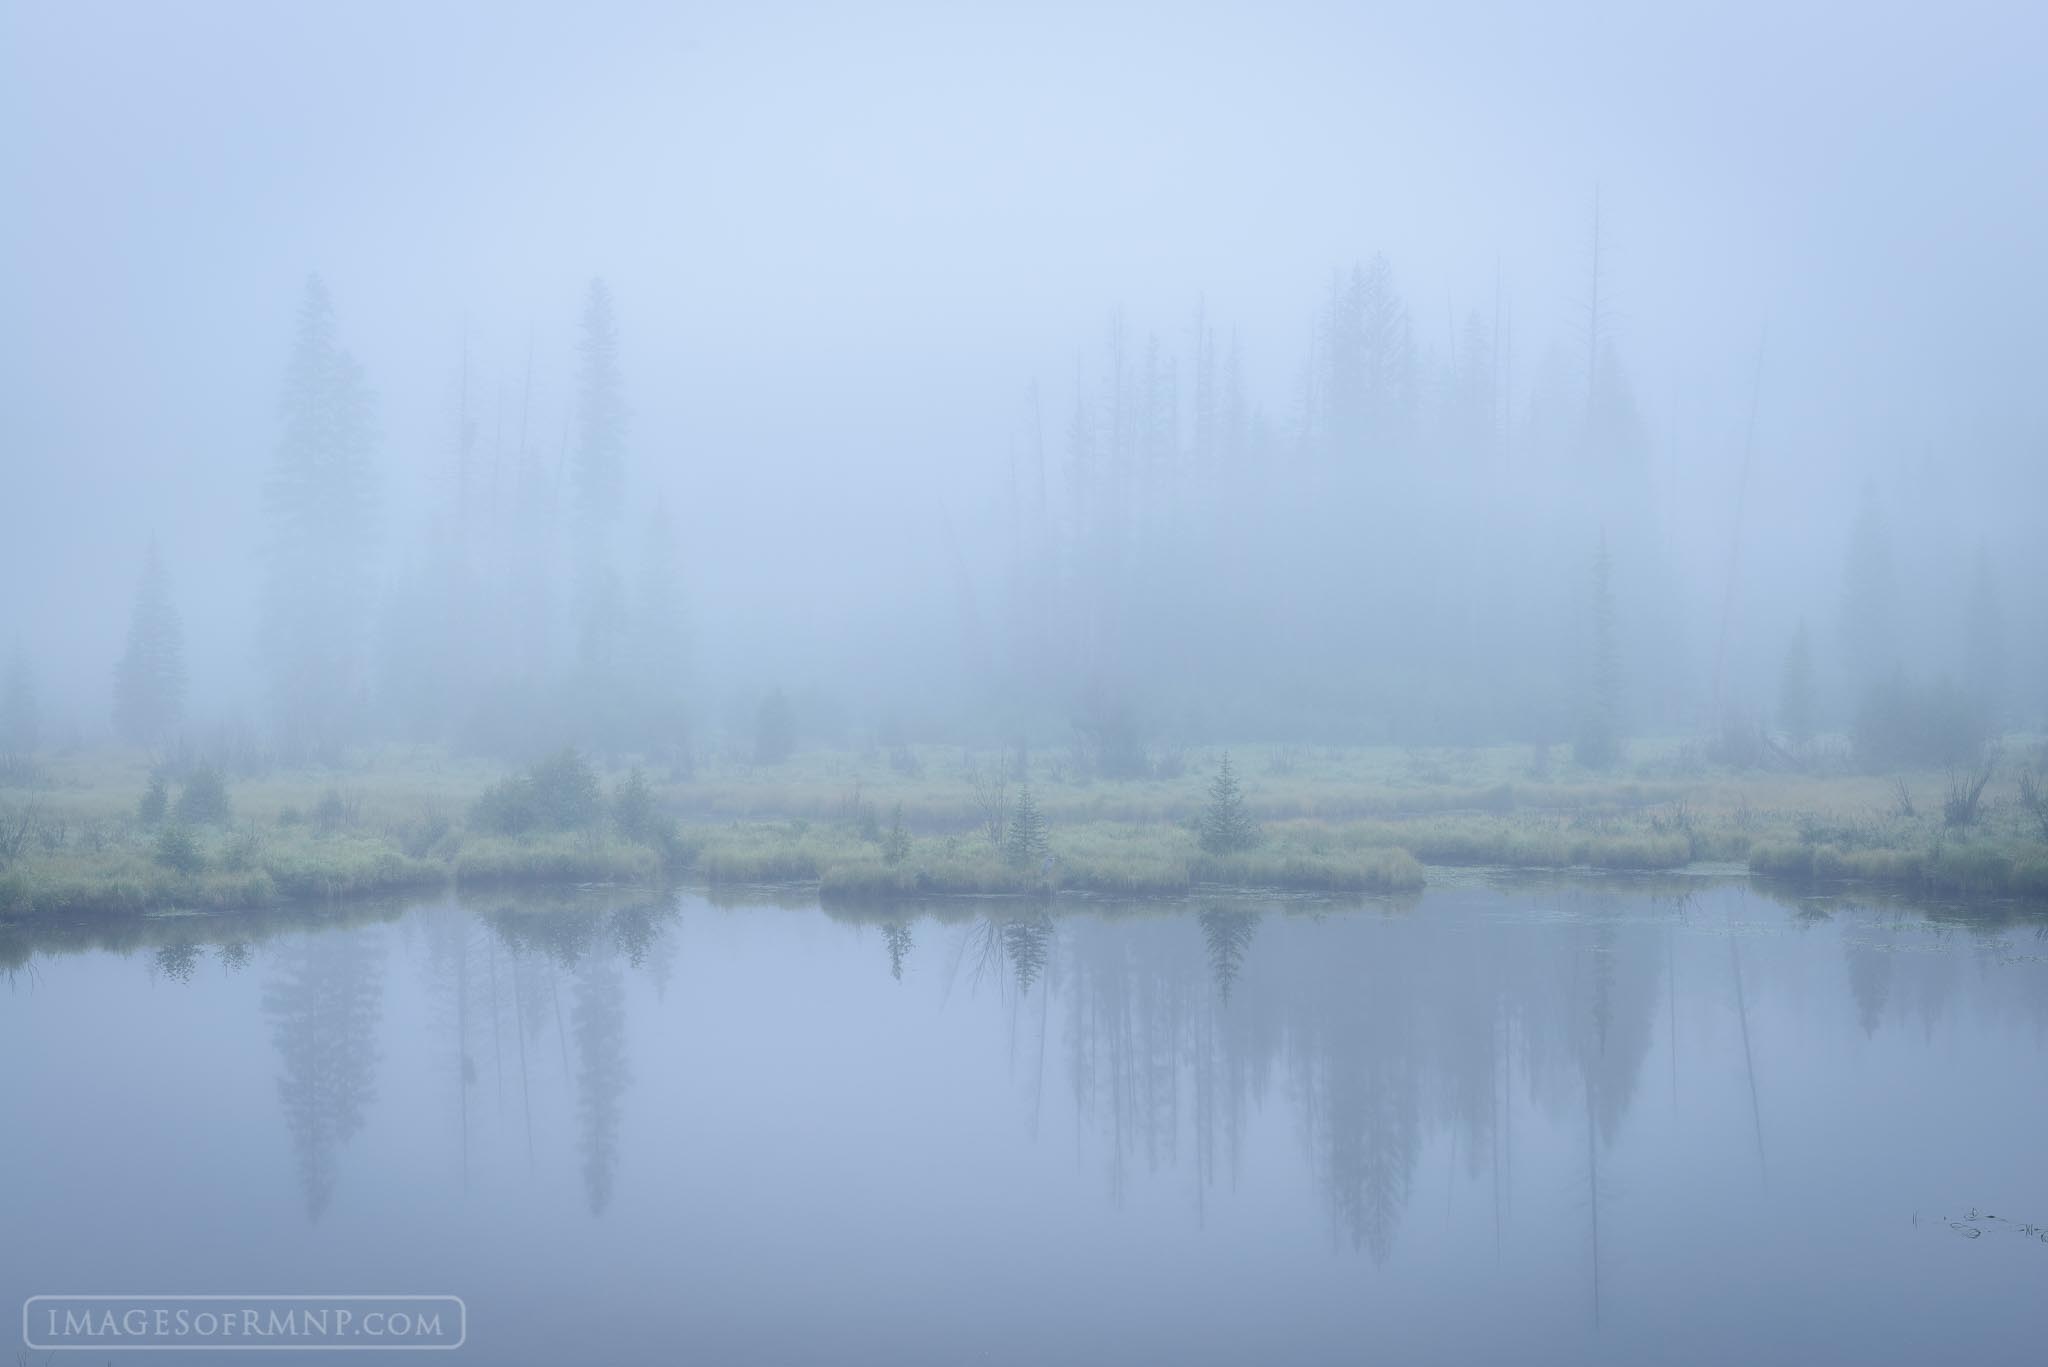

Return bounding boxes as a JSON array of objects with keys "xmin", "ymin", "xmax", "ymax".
[{"xmin": 4, "ymin": 0, "xmax": 2044, "ymax": 728}]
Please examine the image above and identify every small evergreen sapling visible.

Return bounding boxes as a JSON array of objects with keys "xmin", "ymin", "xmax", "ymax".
[
  {"xmin": 138, "ymin": 770, "xmax": 170, "ymax": 826},
  {"xmin": 882, "ymin": 802, "xmax": 911, "ymax": 866},
  {"xmin": 1199, "ymin": 751, "xmax": 1259, "ymax": 854},
  {"xmin": 1005, "ymin": 785, "xmax": 1049, "ymax": 870}
]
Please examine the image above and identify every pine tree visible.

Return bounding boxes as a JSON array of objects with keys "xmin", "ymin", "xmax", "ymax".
[
  {"xmin": 574, "ymin": 279, "xmax": 626, "ymax": 532},
  {"xmin": 114, "ymin": 541, "xmax": 187, "ymax": 749},
  {"xmin": 632, "ymin": 502, "xmax": 690, "ymax": 753},
  {"xmin": 1005, "ymin": 784, "xmax": 1049, "ymax": 870},
  {"xmin": 1199, "ymin": 751, "xmax": 1258, "ymax": 854},
  {"xmin": 259, "ymin": 276, "xmax": 378, "ymax": 756},
  {"xmin": 1199, "ymin": 907, "xmax": 1259, "ymax": 1003},
  {"xmin": 1778, "ymin": 618, "xmax": 1816, "ymax": 746},
  {"xmin": 137, "ymin": 769, "xmax": 170, "ymax": 826},
  {"xmin": 1573, "ymin": 536, "xmax": 1622, "ymax": 769},
  {"xmin": 1965, "ymin": 545, "xmax": 2005, "ymax": 724},
  {"xmin": 573, "ymin": 279, "xmax": 628, "ymax": 695},
  {"xmin": 882, "ymin": 803, "xmax": 910, "ymax": 866},
  {"xmin": 882, "ymin": 921, "xmax": 914, "ymax": 981},
  {"xmin": 1838, "ymin": 482, "xmax": 1897, "ymax": 695}
]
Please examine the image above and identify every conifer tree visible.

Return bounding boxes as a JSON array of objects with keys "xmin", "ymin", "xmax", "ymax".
[
  {"xmin": 1965, "ymin": 545, "xmax": 2005, "ymax": 723},
  {"xmin": 1573, "ymin": 536, "xmax": 1622, "ymax": 769},
  {"xmin": 1838, "ymin": 482, "xmax": 1897, "ymax": 695},
  {"xmin": 114, "ymin": 542, "xmax": 187, "ymax": 749},
  {"xmin": 1778, "ymin": 618, "xmax": 1816, "ymax": 746},
  {"xmin": 1005, "ymin": 784, "xmax": 1049, "ymax": 869},
  {"xmin": 1199, "ymin": 751, "xmax": 1258, "ymax": 854},
  {"xmin": 882, "ymin": 803, "xmax": 910, "ymax": 866},
  {"xmin": 259, "ymin": 276, "xmax": 377, "ymax": 755}
]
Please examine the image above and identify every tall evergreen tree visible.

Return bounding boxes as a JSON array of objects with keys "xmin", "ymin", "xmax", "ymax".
[
  {"xmin": 1778, "ymin": 618, "xmax": 1816, "ymax": 746},
  {"xmin": 632, "ymin": 502, "xmax": 690, "ymax": 754},
  {"xmin": 1838, "ymin": 482, "xmax": 1897, "ymax": 696},
  {"xmin": 114, "ymin": 541, "xmax": 187, "ymax": 749},
  {"xmin": 573, "ymin": 278, "xmax": 626, "ymax": 532},
  {"xmin": 1005, "ymin": 784, "xmax": 1049, "ymax": 870},
  {"xmin": 1199, "ymin": 751, "xmax": 1259, "ymax": 854},
  {"xmin": 1965, "ymin": 544, "xmax": 2005, "ymax": 723},
  {"xmin": 1573, "ymin": 536, "xmax": 1622, "ymax": 769},
  {"xmin": 572, "ymin": 279, "xmax": 628, "ymax": 696},
  {"xmin": 259, "ymin": 276, "xmax": 378, "ymax": 755}
]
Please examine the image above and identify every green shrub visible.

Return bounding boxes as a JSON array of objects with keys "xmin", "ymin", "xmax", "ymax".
[
  {"xmin": 173, "ymin": 765, "xmax": 231, "ymax": 825},
  {"xmin": 312, "ymin": 786, "xmax": 357, "ymax": 834},
  {"xmin": 470, "ymin": 749, "xmax": 604, "ymax": 835},
  {"xmin": 394, "ymin": 805, "xmax": 452, "ymax": 858},
  {"xmin": 470, "ymin": 774, "xmax": 539, "ymax": 835},
  {"xmin": 138, "ymin": 770, "xmax": 170, "ymax": 826},
  {"xmin": 152, "ymin": 823, "xmax": 204, "ymax": 873},
  {"xmin": 529, "ymin": 749, "xmax": 603, "ymax": 829},
  {"xmin": 612, "ymin": 768, "xmax": 658, "ymax": 843}
]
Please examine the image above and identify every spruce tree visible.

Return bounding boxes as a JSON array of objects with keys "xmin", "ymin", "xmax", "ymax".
[
  {"xmin": 1573, "ymin": 536, "xmax": 1621, "ymax": 769},
  {"xmin": 1199, "ymin": 751, "xmax": 1258, "ymax": 854},
  {"xmin": 882, "ymin": 803, "xmax": 910, "ymax": 866},
  {"xmin": 138, "ymin": 769, "xmax": 170, "ymax": 826},
  {"xmin": 114, "ymin": 541, "xmax": 187, "ymax": 749},
  {"xmin": 1778, "ymin": 618, "xmax": 1815, "ymax": 746},
  {"xmin": 1965, "ymin": 545, "xmax": 2005, "ymax": 724},
  {"xmin": 632, "ymin": 502, "xmax": 690, "ymax": 753},
  {"xmin": 1005, "ymin": 784, "xmax": 1049, "ymax": 870},
  {"xmin": 1838, "ymin": 482, "xmax": 1897, "ymax": 695},
  {"xmin": 259, "ymin": 276, "xmax": 377, "ymax": 756},
  {"xmin": 573, "ymin": 279, "xmax": 628, "ymax": 697}
]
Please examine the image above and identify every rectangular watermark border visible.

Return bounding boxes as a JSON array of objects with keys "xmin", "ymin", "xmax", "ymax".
[{"xmin": 24, "ymin": 1295, "xmax": 467, "ymax": 1351}]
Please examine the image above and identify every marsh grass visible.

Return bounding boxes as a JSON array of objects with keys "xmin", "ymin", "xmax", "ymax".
[
  {"xmin": 453, "ymin": 834, "xmax": 660, "ymax": 887},
  {"xmin": 8, "ymin": 736, "xmax": 2048, "ymax": 915}
]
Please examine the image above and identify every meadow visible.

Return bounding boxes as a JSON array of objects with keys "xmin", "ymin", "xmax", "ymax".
[{"xmin": 3, "ymin": 735, "xmax": 2046, "ymax": 918}]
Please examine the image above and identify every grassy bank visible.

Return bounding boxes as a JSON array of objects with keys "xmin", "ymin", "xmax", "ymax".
[{"xmin": 3, "ymin": 738, "xmax": 2046, "ymax": 916}]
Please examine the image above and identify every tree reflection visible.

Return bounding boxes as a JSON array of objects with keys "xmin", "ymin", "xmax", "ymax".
[
  {"xmin": 572, "ymin": 956, "xmax": 629, "ymax": 1216},
  {"xmin": 263, "ymin": 930, "xmax": 386, "ymax": 1221},
  {"xmin": 1198, "ymin": 907, "xmax": 1258, "ymax": 1004},
  {"xmin": 881, "ymin": 921, "xmax": 914, "ymax": 981}
]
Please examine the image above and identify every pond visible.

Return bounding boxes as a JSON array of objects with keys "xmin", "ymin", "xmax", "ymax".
[{"xmin": 3, "ymin": 881, "xmax": 2045, "ymax": 1364}]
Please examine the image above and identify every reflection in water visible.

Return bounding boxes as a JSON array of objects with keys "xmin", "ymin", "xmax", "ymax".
[
  {"xmin": 881, "ymin": 921, "xmax": 914, "ymax": 981},
  {"xmin": 263, "ymin": 930, "xmax": 386, "ymax": 1220},
  {"xmin": 13, "ymin": 882, "xmax": 2046, "ymax": 1283},
  {"xmin": 573, "ymin": 956, "xmax": 630, "ymax": 1215},
  {"xmin": 479, "ymin": 899, "xmax": 676, "ymax": 1214},
  {"xmin": 1197, "ymin": 906, "xmax": 1258, "ymax": 1004},
  {"xmin": 154, "ymin": 941, "xmax": 201, "ymax": 983},
  {"xmin": 937, "ymin": 895, "xmax": 1684, "ymax": 1270}
]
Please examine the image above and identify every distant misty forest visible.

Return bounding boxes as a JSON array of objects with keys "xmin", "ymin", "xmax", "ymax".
[{"xmin": 3, "ymin": 234, "xmax": 2036, "ymax": 778}]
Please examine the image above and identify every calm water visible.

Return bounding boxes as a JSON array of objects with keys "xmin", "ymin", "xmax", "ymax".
[{"xmin": 4, "ymin": 882, "xmax": 2046, "ymax": 1364}]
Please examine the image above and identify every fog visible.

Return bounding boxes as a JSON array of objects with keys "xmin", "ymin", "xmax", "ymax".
[{"xmin": 6, "ymin": 0, "xmax": 2044, "ymax": 757}]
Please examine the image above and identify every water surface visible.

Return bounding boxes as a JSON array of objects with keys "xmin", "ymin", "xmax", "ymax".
[{"xmin": 4, "ymin": 883, "xmax": 2045, "ymax": 1364}]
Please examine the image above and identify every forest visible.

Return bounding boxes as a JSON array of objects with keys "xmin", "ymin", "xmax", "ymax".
[
  {"xmin": 3, "ymin": 2, "xmax": 2044, "ymax": 918},
  {"xmin": 3, "ymin": 244, "xmax": 2043, "ymax": 916}
]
